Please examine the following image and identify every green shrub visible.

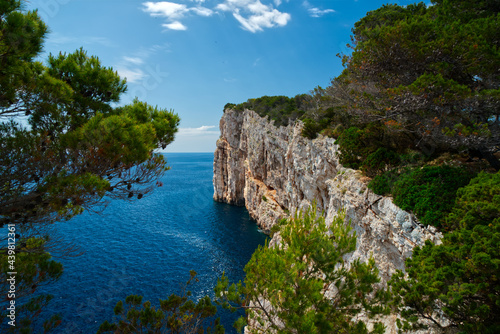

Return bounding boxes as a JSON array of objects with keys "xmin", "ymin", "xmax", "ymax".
[
  {"xmin": 335, "ymin": 126, "xmax": 383, "ymax": 169},
  {"xmin": 368, "ymin": 169, "xmax": 400, "ymax": 195},
  {"xmin": 301, "ymin": 118, "xmax": 323, "ymax": 139},
  {"xmin": 446, "ymin": 171, "xmax": 500, "ymax": 230},
  {"xmin": 392, "ymin": 166, "xmax": 475, "ymax": 228},
  {"xmin": 335, "ymin": 127, "xmax": 366, "ymax": 169},
  {"xmin": 225, "ymin": 95, "xmax": 310, "ymax": 127},
  {"xmin": 361, "ymin": 147, "xmax": 400, "ymax": 177},
  {"xmin": 389, "ymin": 172, "xmax": 500, "ymax": 333}
]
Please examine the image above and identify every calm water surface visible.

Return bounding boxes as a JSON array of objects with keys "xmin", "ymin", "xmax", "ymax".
[{"xmin": 35, "ymin": 153, "xmax": 267, "ymax": 333}]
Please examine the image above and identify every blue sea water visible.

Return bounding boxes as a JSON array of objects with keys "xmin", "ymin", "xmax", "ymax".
[{"xmin": 32, "ymin": 153, "xmax": 267, "ymax": 333}]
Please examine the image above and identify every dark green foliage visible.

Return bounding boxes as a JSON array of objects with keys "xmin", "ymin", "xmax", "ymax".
[
  {"xmin": 215, "ymin": 205, "xmax": 389, "ymax": 334},
  {"xmin": 367, "ymin": 169, "xmax": 400, "ymax": 196},
  {"xmin": 391, "ymin": 166, "xmax": 475, "ymax": 228},
  {"xmin": 0, "ymin": 0, "xmax": 48, "ymax": 114},
  {"xmin": 301, "ymin": 118, "xmax": 323, "ymax": 139},
  {"xmin": 28, "ymin": 47, "xmax": 127, "ymax": 132},
  {"xmin": 367, "ymin": 151, "xmax": 429, "ymax": 196},
  {"xmin": 361, "ymin": 148, "xmax": 400, "ymax": 177},
  {"xmin": 99, "ymin": 271, "xmax": 224, "ymax": 334},
  {"xmin": 342, "ymin": 0, "xmax": 500, "ymax": 168},
  {"xmin": 334, "ymin": 126, "xmax": 385, "ymax": 170},
  {"xmin": 389, "ymin": 172, "xmax": 500, "ymax": 332},
  {"xmin": 334, "ymin": 127, "xmax": 365, "ymax": 169},
  {"xmin": 299, "ymin": 106, "xmax": 350, "ymax": 139},
  {"xmin": 446, "ymin": 171, "xmax": 500, "ymax": 230},
  {"xmin": 1, "ymin": 236, "xmax": 63, "ymax": 332},
  {"xmin": 0, "ymin": 1, "xmax": 180, "ymax": 331}
]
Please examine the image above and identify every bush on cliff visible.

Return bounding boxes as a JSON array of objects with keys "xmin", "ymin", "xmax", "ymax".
[
  {"xmin": 390, "ymin": 166, "xmax": 475, "ymax": 228},
  {"xmin": 215, "ymin": 205, "xmax": 390, "ymax": 334},
  {"xmin": 224, "ymin": 95, "xmax": 310, "ymax": 127},
  {"xmin": 389, "ymin": 172, "xmax": 500, "ymax": 333}
]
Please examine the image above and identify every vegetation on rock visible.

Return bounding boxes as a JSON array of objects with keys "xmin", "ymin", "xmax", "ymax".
[
  {"xmin": 389, "ymin": 172, "xmax": 500, "ymax": 333},
  {"xmin": 220, "ymin": 1, "xmax": 500, "ymax": 332},
  {"xmin": 215, "ymin": 206, "xmax": 389, "ymax": 334},
  {"xmin": 371, "ymin": 165, "xmax": 476, "ymax": 228},
  {"xmin": 225, "ymin": 0, "xmax": 499, "ymax": 229},
  {"xmin": 2, "ymin": 0, "xmax": 498, "ymax": 332}
]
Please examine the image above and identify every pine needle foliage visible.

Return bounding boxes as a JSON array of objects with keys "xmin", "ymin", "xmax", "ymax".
[{"xmin": 215, "ymin": 205, "xmax": 389, "ymax": 334}]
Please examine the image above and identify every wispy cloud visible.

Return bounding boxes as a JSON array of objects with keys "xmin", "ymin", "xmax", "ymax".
[
  {"xmin": 216, "ymin": 0, "xmax": 291, "ymax": 33},
  {"xmin": 47, "ymin": 33, "xmax": 116, "ymax": 48},
  {"xmin": 116, "ymin": 67, "xmax": 146, "ymax": 83},
  {"xmin": 302, "ymin": 1, "xmax": 335, "ymax": 18},
  {"xmin": 191, "ymin": 6, "xmax": 213, "ymax": 16},
  {"xmin": 177, "ymin": 125, "xmax": 220, "ymax": 136},
  {"xmin": 142, "ymin": 1, "xmax": 214, "ymax": 31},
  {"xmin": 123, "ymin": 56, "xmax": 144, "ymax": 65},
  {"xmin": 116, "ymin": 44, "xmax": 170, "ymax": 83}
]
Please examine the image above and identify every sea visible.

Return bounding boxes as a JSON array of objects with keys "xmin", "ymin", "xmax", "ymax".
[{"xmin": 28, "ymin": 153, "xmax": 268, "ymax": 333}]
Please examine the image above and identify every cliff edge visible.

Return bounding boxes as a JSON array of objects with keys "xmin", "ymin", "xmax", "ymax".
[{"xmin": 213, "ymin": 109, "xmax": 444, "ymax": 332}]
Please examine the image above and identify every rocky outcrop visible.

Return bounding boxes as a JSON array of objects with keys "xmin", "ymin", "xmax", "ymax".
[{"xmin": 213, "ymin": 109, "xmax": 443, "ymax": 332}]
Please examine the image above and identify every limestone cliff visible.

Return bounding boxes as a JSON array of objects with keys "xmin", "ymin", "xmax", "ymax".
[{"xmin": 213, "ymin": 109, "xmax": 443, "ymax": 332}]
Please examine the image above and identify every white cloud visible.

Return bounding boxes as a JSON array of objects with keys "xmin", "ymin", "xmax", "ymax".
[
  {"xmin": 142, "ymin": 1, "xmax": 213, "ymax": 31},
  {"xmin": 142, "ymin": 2, "xmax": 188, "ymax": 18},
  {"xmin": 116, "ymin": 67, "xmax": 146, "ymax": 83},
  {"xmin": 308, "ymin": 7, "xmax": 335, "ymax": 17},
  {"xmin": 217, "ymin": 0, "xmax": 291, "ymax": 33},
  {"xmin": 177, "ymin": 125, "xmax": 220, "ymax": 136},
  {"xmin": 142, "ymin": 1, "xmax": 289, "ymax": 33},
  {"xmin": 123, "ymin": 56, "xmax": 144, "ymax": 65},
  {"xmin": 162, "ymin": 21, "xmax": 188, "ymax": 30},
  {"xmin": 302, "ymin": 1, "xmax": 335, "ymax": 18},
  {"xmin": 190, "ymin": 6, "xmax": 213, "ymax": 16}
]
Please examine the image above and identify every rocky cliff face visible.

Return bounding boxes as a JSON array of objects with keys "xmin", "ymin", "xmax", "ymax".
[{"xmin": 213, "ymin": 109, "xmax": 443, "ymax": 332}]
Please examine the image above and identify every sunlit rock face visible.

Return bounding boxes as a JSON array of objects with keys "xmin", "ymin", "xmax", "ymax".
[{"xmin": 214, "ymin": 109, "xmax": 444, "ymax": 333}]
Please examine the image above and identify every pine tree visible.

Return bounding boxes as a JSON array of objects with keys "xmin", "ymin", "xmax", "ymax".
[
  {"xmin": 0, "ymin": 1, "xmax": 179, "ymax": 330},
  {"xmin": 333, "ymin": 0, "xmax": 500, "ymax": 169},
  {"xmin": 216, "ymin": 206, "xmax": 389, "ymax": 333}
]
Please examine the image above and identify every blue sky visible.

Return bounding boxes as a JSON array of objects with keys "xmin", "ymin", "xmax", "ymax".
[{"xmin": 27, "ymin": 0, "xmax": 420, "ymax": 152}]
